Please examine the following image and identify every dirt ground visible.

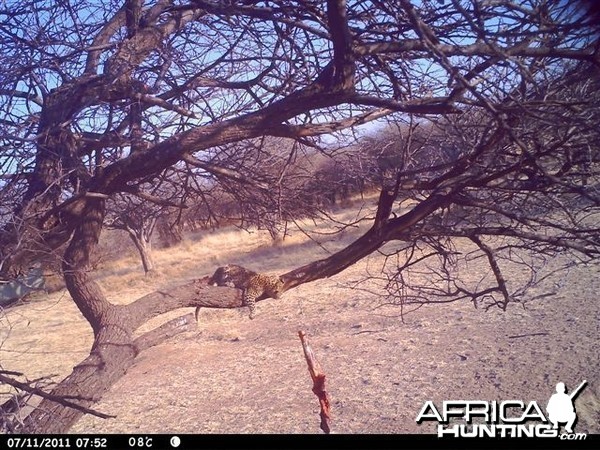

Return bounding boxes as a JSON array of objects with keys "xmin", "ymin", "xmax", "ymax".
[{"xmin": 1, "ymin": 204, "xmax": 599, "ymax": 435}]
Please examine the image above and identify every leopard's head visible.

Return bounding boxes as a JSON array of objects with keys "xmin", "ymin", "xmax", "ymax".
[
  {"xmin": 208, "ymin": 265, "xmax": 232, "ymax": 286},
  {"xmin": 269, "ymin": 276, "xmax": 285, "ymax": 299}
]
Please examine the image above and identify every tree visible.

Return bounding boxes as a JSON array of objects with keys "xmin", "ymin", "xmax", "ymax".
[
  {"xmin": 0, "ymin": 0, "xmax": 598, "ymax": 433},
  {"xmin": 106, "ymin": 195, "xmax": 161, "ymax": 274},
  {"xmin": 105, "ymin": 169, "xmax": 187, "ymax": 274},
  {"xmin": 181, "ymin": 136, "xmax": 325, "ymax": 241},
  {"xmin": 352, "ymin": 79, "xmax": 600, "ymax": 314}
]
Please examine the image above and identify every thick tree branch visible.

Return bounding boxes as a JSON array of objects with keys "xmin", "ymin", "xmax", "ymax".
[
  {"xmin": 326, "ymin": 0, "xmax": 355, "ymax": 91},
  {"xmin": 270, "ymin": 108, "xmax": 394, "ymax": 137},
  {"xmin": 132, "ymin": 92, "xmax": 197, "ymax": 118},
  {"xmin": 104, "ymin": 6, "xmax": 204, "ymax": 81},
  {"xmin": 125, "ymin": 277, "xmax": 245, "ymax": 330},
  {"xmin": 84, "ymin": 6, "xmax": 127, "ymax": 74},
  {"xmin": 134, "ymin": 313, "xmax": 197, "ymax": 353},
  {"xmin": 282, "ymin": 190, "xmax": 451, "ymax": 288},
  {"xmin": 349, "ymin": 95, "xmax": 461, "ymax": 114}
]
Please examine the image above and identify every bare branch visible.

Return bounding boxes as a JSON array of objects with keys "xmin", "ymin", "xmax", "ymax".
[
  {"xmin": 182, "ymin": 154, "xmax": 269, "ymax": 190},
  {"xmin": 0, "ymin": 89, "xmax": 43, "ymax": 106},
  {"xmin": 0, "ymin": 374, "xmax": 115, "ymax": 420}
]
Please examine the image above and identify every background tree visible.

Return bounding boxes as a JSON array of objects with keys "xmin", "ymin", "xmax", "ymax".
[
  {"xmin": 105, "ymin": 169, "xmax": 187, "ymax": 274},
  {"xmin": 181, "ymin": 137, "xmax": 322, "ymax": 241},
  {"xmin": 0, "ymin": 0, "xmax": 599, "ymax": 433}
]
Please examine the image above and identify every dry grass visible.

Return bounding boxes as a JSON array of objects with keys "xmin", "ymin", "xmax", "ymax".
[{"xmin": 1, "ymin": 196, "xmax": 599, "ymax": 434}]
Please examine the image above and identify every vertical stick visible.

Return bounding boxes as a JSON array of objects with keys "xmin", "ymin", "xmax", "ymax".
[{"xmin": 298, "ymin": 330, "xmax": 332, "ymax": 434}]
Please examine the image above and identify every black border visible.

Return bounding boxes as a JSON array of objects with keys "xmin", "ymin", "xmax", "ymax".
[{"xmin": 1, "ymin": 434, "xmax": 599, "ymax": 450}]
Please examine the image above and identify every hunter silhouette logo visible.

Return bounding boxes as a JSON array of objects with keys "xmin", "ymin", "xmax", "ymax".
[{"xmin": 546, "ymin": 380, "xmax": 587, "ymax": 434}]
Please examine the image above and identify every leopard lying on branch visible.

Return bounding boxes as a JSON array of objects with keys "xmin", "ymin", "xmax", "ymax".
[{"xmin": 196, "ymin": 264, "xmax": 284, "ymax": 321}]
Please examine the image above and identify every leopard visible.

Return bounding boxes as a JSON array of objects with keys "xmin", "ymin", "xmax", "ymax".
[
  {"xmin": 207, "ymin": 264, "xmax": 255, "ymax": 288},
  {"xmin": 198, "ymin": 264, "xmax": 285, "ymax": 320}
]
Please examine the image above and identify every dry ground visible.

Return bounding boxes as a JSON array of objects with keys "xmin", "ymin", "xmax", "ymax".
[{"xmin": 1, "ymin": 199, "xmax": 599, "ymax": 434}]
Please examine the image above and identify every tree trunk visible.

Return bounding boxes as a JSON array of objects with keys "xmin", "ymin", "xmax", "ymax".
[
  {"xmin": 19, "ymin": 317, "xmax": 138, "ymax": 433},
  {"xmin": 122, "ymin": 217, "xmax": 157, "ymax": 275},
  {"xmin": 129, "ymin": 231, "xmax": 155, "ymax": 274},
  {"xmin": 19, "ymin": 197, "xmax": 139, "ymax": 433},
  {"xmin": 16, "ymin": 197, "xmax": 242, "ymax": 433}
]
